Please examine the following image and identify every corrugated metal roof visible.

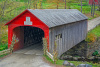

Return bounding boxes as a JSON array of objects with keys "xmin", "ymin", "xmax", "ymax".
[{"xmin": 28, "ymin": 9, "xmax": 88, "ymax": 28}]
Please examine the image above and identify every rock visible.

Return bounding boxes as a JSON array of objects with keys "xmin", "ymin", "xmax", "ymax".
[
  {"xmin": 88, "ymin": 56, "xmax": 94, "ymax": 61},
  {"xmin": 98, "ymin": 57, "xmax": 100, "ymax": 60},
  {"xmin": 63, "ymin": 61, "xmax": 70, "ymax": 66},
  {"xmin": 63, "ymin": 55, "xmax": 73, "ymax": 60},
  {"xmin": 70, "ymin": 63, "xmax": 76, "ymax": 67},
  {"xmin": 77, "ymin": 57, "xmax": 81, "ymax": 61},
  {"xmin": 81, "ymin": 57, "xmax": 85, "ymax": 60},
  {"xmin": 77, "ymin": 64, "xmax": 92, "ymax": 67},
  {"xmin": 63, "ymin": 61, "xmax": 76, "ymax": 67},
  {"xmin": 73, "ymin": 57, "xmax": 78, "ymax": 61}
]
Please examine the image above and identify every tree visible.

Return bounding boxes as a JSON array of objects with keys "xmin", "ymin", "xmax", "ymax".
[
  {"xmin": 57, "ymin": 0, "xmax": 59, "ymax": 9},
  {"xmin": 0, "ymin": 0, "xmax": 7, "ymax": 17},
  {"xmin": 91, "ymin": 0, "xmax": 95, "ymax": 17},
  {"xmin": 52, "ymin": 0, "xmax": 59, "ymax": 9},
  {"xmin": 39, "ymin": 0, "xmax": 43, "ymax": 9},
  {"xmin": 0, "ymin": 0, "xmax": 20, "ymax": 19},
  {"xmin": 67, "ymin": 0, "xmax": 72, "ymax": 9},
  {"xmin": 81, "ymin": 0, "xmax": 82, "ymax": 13},
  {"xmin": 98, "ymin": 0, "xmax": 100, "ymax": 11},
  {"xmin": 65, "ymin": 0, "xmax": 66, "ymax": 9}
]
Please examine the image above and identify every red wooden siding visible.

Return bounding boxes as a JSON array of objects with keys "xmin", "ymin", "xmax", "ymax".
[{"xmin": 6, "ymin": 10, "xmax": 49, "ymax": 51}]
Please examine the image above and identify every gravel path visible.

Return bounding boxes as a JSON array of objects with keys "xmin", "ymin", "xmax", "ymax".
[
  {"xmin": 88, "ymin": 17, "xmax": 100, "ymax": 31},
  {"xmin": 0, "ymin": 43, "xmax": 53, "ymax": 67}
]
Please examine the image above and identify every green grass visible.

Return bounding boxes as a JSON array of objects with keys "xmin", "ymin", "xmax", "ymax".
[
  {"xmin": 44, "ymin": 55, "xmax": 100, "ymax": 67},
  {"xmin": 44, "ymin": 55, "xmax": 64, "ymax": 65},
  {"xmin": 0, "ymin": 53, "xmax": 9, "ymax": 58},
  {"xmin": 69, "ymin": 61, "xmax": 100, "ymax": 67},
  {"xmin": 0, "ymin": 43, "xmax": 8, "ymax": 51},
  {"xmin": 88, "ymin": 25, "xmax": 100, "ymax": 37},
  {"xmin": 0, "ymin": 23, "xmax": 8, "ymax": 51}
]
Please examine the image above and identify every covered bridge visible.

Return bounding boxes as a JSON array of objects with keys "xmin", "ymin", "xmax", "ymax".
[{"xmin": 5, "ymin": 9, "xmax": 88, "ymax": 57}]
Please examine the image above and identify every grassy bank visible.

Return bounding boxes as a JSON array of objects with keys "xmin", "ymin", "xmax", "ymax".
[
  {"xmin": 43, "ymin": 25, "xmax": 100, "ymax": 67},
  {"xmin": 44, "ymin": 55, "xmax": 100, "ymax": 67},
  {"xmin": 88, "ymin": 25, "xmax": 100, "ymax": 37}
]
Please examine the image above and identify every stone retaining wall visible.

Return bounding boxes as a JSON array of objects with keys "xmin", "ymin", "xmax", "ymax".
[{"xmin": 60, "ymin": 37, "xmax": 100, "ymax": 58}]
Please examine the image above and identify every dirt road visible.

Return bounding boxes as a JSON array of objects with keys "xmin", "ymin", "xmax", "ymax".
[{"xmin": 0, "ymin": 43, "xmax": 53, "ymax": 67}]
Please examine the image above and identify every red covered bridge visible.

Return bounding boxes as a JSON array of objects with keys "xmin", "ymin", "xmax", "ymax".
[{"xmin": 5, "ymin": 9, "xmax": 88, "ymax": 57}]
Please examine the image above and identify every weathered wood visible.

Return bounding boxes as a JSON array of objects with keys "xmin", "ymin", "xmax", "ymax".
[
  {"xmin": 49, "ymin": 20, "xmax": 87, "ymax": 57},
  {"xmin": 0, "ymin": 49, "xmax": 11, "ymax": 55},
  {"xmin": 46, "ymin": 50, "xmax": 54, "ymax": 61}
]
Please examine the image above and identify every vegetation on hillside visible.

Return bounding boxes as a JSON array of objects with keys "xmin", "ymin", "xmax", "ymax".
[
  {"xmin": 0, "ymin": 23, "xmax": 8, "ymax": 51},
  {"xmin": 0, "ymin": 0, "xmax": 100, "ymax": 22},
  {"xmin": 88, "ymin": 25, "xmax": 100, "ymax": 37}
]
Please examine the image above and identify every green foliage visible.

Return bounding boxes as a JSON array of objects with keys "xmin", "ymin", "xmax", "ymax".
[
  {"xmin": 0, "ymin": 23, "xmax": 8, "ymax": 51},
  {"xmin": 44, "ymin": 55, "xmax": 64, "ymax": 65},
  {"xmin": 44, "ymin": 55, "xmax": 54, "ymax": 64},
  {"xmin": 42, "ymin": 0, "xmax": 47, "ymax": 3},
  {"xmin": 0, "ymin": 0, "xmax": 100, "ymax": 21},
  {"xmin": 0, "ymin": 53, "xmax": 8, "ymax": 58},
  {"xmin": 0, "ymin": 43, "xmax": 8, "ymax": 51},
  {"xmin": 92, "ymin": 50, "xmax": 99, "ymax": 56}
]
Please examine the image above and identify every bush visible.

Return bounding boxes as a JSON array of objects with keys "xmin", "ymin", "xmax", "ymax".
[
  {"xmin": 0, "ymin": 43, "xmax": 8, "ymax": 51},
  {"xmin": 85, "ymin": 33, "xmax": 97, "ymax": 43},
  {"xmin": 92, "ymin": 50, "xmax": 99, "ymax": 56}
]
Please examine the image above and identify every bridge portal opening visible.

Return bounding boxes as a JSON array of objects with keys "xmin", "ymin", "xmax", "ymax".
[{"xmin": 13, "ymin": 26, "xmax": 44, "ymax": 51}]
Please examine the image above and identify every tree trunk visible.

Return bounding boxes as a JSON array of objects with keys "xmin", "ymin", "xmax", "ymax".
[
  {"xmin": 57, "ymin": 0, "xmax": 59, "ymax": 9},
  {"xmin": 81, "ymin": 0, "xmax": 82, "ymax": 13},
  {"xmin": 98, "ymin": 0, "xmax": 100, "ymax": 11},
  {"xmin": 65, "ymin": 0, "xmax": 66, "ymax": 9},
  {"xmin": 93, "ymin": 0, "xmax": 95, "ymax": 17},
  {"xmin": 91, "ymin": 2, "xmax": 93, "ymax": 16},
  {"xmin": 93, "ymin": 2, "xmax": 95, "ymax": 17}
]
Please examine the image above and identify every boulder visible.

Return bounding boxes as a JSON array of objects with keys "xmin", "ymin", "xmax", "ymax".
[
  {"xmin": 77, "ymin": 64, "xmax": 92, "ymax": 67},
  {"xmin": 70, "ymin": 63, "xmax": 76, "ymax": 67},
  {"xmin": 73, "ymin": 57, "xmax": 78, "ymax": 61},
  {"xmin": 63, "ymin": 61, "xmax": 75, "ymax": 67},
  {"xmin": 63, "ymin": 61, "xmax": 70, "ymax": 66}
]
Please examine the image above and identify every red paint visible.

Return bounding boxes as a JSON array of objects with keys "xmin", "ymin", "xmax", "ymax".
[
  {"xmin": 5, "ymin": 10, "xmax": 49, "ymax": 51},
  {"xmin": 13, "ymin": 27, "xmax": 24, "ymax": 51},
  {"xmin": 89, "ymin": 0, "xmax": 100, "ymax": 5}
]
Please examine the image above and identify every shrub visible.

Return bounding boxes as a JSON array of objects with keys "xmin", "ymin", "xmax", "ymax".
[
  {"xmin": 85, "ymin": 33, "xmax": 97, "ymax": 43},
  {"xmin": 0, "ymin": 43, "xmax": 8, "ymax": 51},
  {"xmin": 92, "ymin": 50, "xmax": 99, "ymax": 56}
]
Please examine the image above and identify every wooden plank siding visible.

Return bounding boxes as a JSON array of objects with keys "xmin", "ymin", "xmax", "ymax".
[{"xmin": 49, "ymin": 20, "xmax": 87, "ymax": 57}]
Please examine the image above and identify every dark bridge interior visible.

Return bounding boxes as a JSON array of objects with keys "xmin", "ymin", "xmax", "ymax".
[
  {"xmin": 24, "ymin": 26, "xmax": 44, "ymax": 47},
  {"xmin": 13, "ymin": 26, "xmax": 44, "ymax": 51}
]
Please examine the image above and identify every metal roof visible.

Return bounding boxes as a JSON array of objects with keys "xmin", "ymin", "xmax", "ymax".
[{"xmin": 28, "ymin": 9, "xmax": 88, "ymax": 28}]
